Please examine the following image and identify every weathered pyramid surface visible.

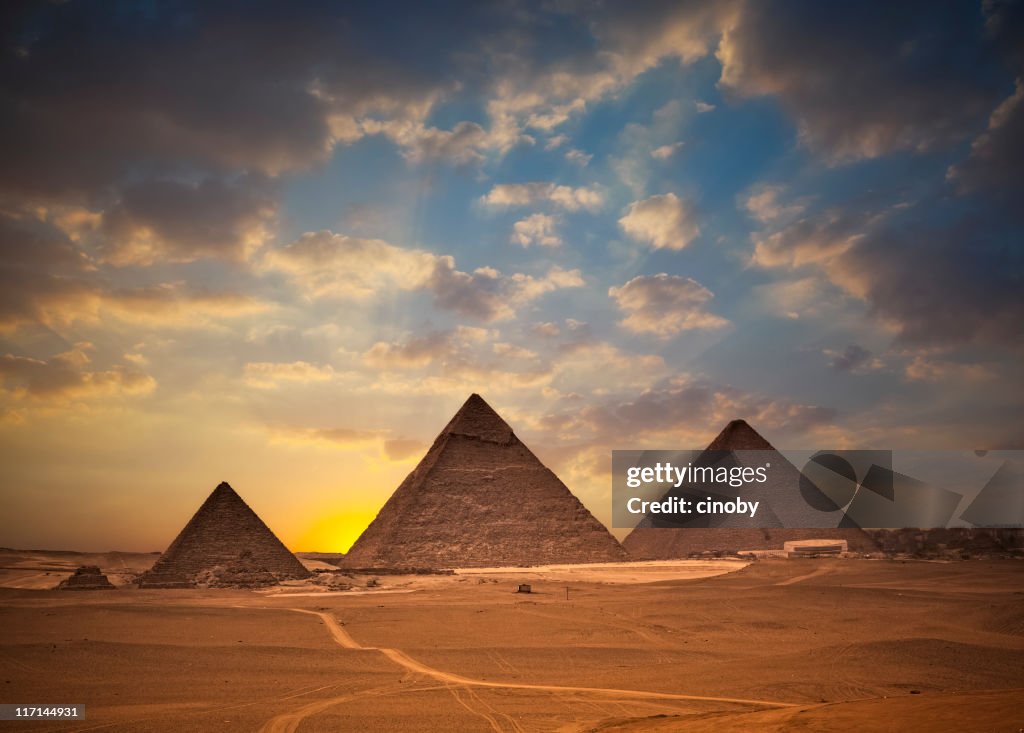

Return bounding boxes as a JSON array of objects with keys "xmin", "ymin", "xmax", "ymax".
[
  {"xmin": 342, "ymin": 394, "xmax": 627, "ymax": 569},
  {"xmin": 57, "ymin": 565, "xmax": 115, "ymax": 590},
  {"xmin": 623, "ymin": 421, "xmax": 878, "ymax": 559},
  {"xmin": 137, "ymin": 482, "xmax": 309, "ymax": 588}
]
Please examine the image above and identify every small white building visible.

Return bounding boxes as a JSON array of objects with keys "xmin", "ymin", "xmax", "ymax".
[{"xmin": 783, "ymin": 539, "xmax": 848, "ymax": 557}]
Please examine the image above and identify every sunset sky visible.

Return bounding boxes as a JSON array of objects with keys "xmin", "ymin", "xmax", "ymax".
[{"xmin": 1, "ymin": 1, "xmax": 1022, "ymax": 552}]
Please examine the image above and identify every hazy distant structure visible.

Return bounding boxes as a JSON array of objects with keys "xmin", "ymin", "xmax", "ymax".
[
  {"xmin": 623, "ymin": 420, "xmax": 878, "ymax": 558},
  {"xmin": 342, "ymin": 393, "xmax": 627, "ymax": 569},
  {"xmin": 784, "ymin": 539, "xmax": 847, "ymax": 557},
  {"xmin": 137, "ymin": 482, "xmax": 309, "ymax": 588},
  {"xmin": 57, "ymin": 565, "xmax": 115, "ymax": 590}
]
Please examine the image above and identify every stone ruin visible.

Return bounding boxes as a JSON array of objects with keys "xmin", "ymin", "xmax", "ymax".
[{"xmin": 57, "ymin": 565, "xmax": 115, "ymax": 590}]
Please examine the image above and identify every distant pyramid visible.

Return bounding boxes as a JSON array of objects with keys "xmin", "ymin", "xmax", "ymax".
[
  {"xmin": 57, "ymin": 565, "xmax": 115, "ymax": 591},
  {"xmin": 342, "ymin": 394, "xmax": 627, "ymax": 569},
  {"xmin": 137, "ymin": 482, "xmax": 309, "ymax": 588},
  {"xmin": 623, "ymin": 420, "xmax": 878, "ymax": 558}
]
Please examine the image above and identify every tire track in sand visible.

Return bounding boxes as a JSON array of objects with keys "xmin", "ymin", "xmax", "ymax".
[{"xmin": 256, "ymin": 607, "xmax": 797, "ymax": 731}]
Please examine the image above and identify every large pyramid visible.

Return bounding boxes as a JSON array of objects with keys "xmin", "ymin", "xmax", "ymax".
[
  {"xmin": 342, "ymin": 394, "xmax": 627, "ymax": 569},
  {"xmin": 622, "ymin": 420, "xmax": 879, "ymax": 558},
  {"xmin": 138, "ymin": 482, "xmax": 310, "ymax": 588}
]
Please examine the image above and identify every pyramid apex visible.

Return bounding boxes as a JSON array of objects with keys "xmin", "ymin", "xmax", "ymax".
[
  {"xmin": 441, "ymin": 393, "xmax": 514, "ymax": 444},
  {"xmin": 706, "ymin": 419, "xmax": 776, "ymax": 451}
]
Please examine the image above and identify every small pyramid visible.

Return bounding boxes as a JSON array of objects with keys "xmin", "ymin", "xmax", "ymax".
[
  {"xmin": 57, "ymin": 565, "xmax": 115, "ymax": 590},
  {"xmin": 342, "ymin": 394, "xmax": 627, "ymax": 569},
  {"xmin": 137, "ymin": 482, "xmax": 309, "ymax": 588},
  {"xmin": 623, "ymin": 421, "xmax": 878, "ymax": 558}
]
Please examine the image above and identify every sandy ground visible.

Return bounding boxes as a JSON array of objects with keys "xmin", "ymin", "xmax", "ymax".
[
  {"xmin": 0, "ymin": 554, "xmax": 1022, "ymax": 732},
  {"xmin": 0, "ymin": 549, "xmax": 159, "ymax": 589}
]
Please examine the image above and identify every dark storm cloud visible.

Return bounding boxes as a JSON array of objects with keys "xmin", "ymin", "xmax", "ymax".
[
  {"xmin": 985, "ymin": 0, "xmax": 1024, "ymax": 70},
  {"xmin": 0, "ymin": 210, "xmax": 270, "ymax": 329},
  {"xmin": 751, "ymin": 195, "xmax": 1024, "ymax": 347},
  {"xmin": 719, "ymin": 0, "xmax": 1003, "ymax": 161},
  {"xmin": 948, "ymin": 79, "xmax": 1024, "ymax": 198},
  {"xmin": 836, "ymin": 215, "xmax": 1024, "ymax": 346},
  {"xmin": 0, "ymin": 0, "xmax": 447, "ymax": 200},
  {"xmin": 0, "ymin": 213, "xmax": 90, "ymax": 328},
  {"xmin": 98, "ymin": 177, "xmax": 277, "ymax": 264},
  {"xmin": 0, "ymin": 213, "xmax": 88, "ymax": 270}
]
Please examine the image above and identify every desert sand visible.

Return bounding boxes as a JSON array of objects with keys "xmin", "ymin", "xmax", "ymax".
[{"xmin": 1, "ymin": 554, "xmax": 1022, "ymax": 732}]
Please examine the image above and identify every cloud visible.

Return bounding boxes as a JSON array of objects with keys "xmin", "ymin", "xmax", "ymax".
[
  {"xmin": 0, "ymin": 212, "xmax": 92, "ymax": 270},
  {"xmin": 565, "ymin": 148, "xmax": 593, "ymax": 166},
  {"xmin": 363, "ymin": 328, "xmax": 552, "ymax": 396},
  {"xmin": 479, "ymin": 1, "xmax": 733, "ymax": 148},
  {"xmin": 0, "ymin": 344, "xmax": 155, "ymax": 402},
  {"xmin": 243, "ymin": 361, "xmax": 337, "ymax": 389},
  {"xmin": 836, "ymin": 219, "xmax": 1024, "ymax": 346},
  {"xmin": 751, "ymin": 276, "xmax": 833, "ymax": 321},
  {"xmin": 717, "ymin": 2, "xmax": 1000, "ymax": 162},
  {"xmin": 903, "ymin": 354, "xmax": 994, "ymax": 383},
  {"xmin": 750, "ymin": 209, "xmax": 865, "ymax": 268},
  {"xmin": 544, "ymin": 135, "xmax": 568, "ymax": 150},
  {"xmin": 0, "ymin": 2, "xmax": 457, "ymax": 202},
  {"xmin": 265, "ymin": 231, "xmax": 583, "ymax": 322},
  {"xmin": 428, "ymin": 262, "xmax": 584, "ymax": 322},
  {"xmin": 533, "ymin": 377, "xmax": 836, "ymax": 448},
  {"xmin": 550, "ymin": 341, "xmax": 667, "ymax": 392},
  {"xmin": 363, "ymin": 329, "xmax": 486, "ymax": 369},
  {"xmin": 609, "ymin": 274, "xmax": 728, "ymax": 336},
  {"xmin": 361, "ymin": 329, "xmax": 668, "ymax": 400},
  {"xmin": 265, "ymin": 422, "xmax": 426, "ymax": 460},
  {"xmin": 618, "ymin": 193, "xmax": 699, "ymax": 250},
  {"xmin": 480, "ymin": 182, "xmax": 604, "ymax": 212},
  {"xmin": 262, "ymin": 231, "xmax": 438, "ymax": 299},
  {"xmin": 511, "ymin": 213, "xmax": 561, "ymax": 247},
  {"xmin": 823, "ymin": 344, "xmax": 882, "ymax": 373},
  {"xmin": 695, "ymin": 101, "xmax": 715, "ymax": 113},
  {"xmin": 743, "ymin": 183, "xmax": 806, "ymax": 223},
  {"xmin": 0, "ymin": 212, "xmax": 274, "ymax": 332},
  {"xmin": 97, "ymin": 178, "xmax": 277, "ymax": 265},
  {"xmin": 362, "ymin": 118, "xmax": 492, "ymax": 166},
  {"xmin": 650, "ymin": 142, "xmax": 684, "ymax": 159},
  {"xmin": 612, "ymin": 100, "xmax": 687, "ymax": 194},
  {"xmin": 269, "ymin": 425, "xmax": 382, "ymax": 446},
  {"xmin": 1, "ymin": 277, "xmax": 272, "ymax": 334},
  {"xmin": 750, "ymin": 202, "xmax": 1024, "ymax": 346},
  {"xmin": 382, "ymin": 438, "xmax": 428, "ymax": 461},
  {"xmin": 531, "ymin": 321, "xmax": 561, "ymax": 338},
  {"xmin": 947, "ymin": 78, "xmax": 1024, "ymax": 196}
]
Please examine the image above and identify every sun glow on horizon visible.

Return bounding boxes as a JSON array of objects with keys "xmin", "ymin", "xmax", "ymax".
[{"xmin": 293, "ymin": 506, "xmax": 382, "ymax": 553}]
